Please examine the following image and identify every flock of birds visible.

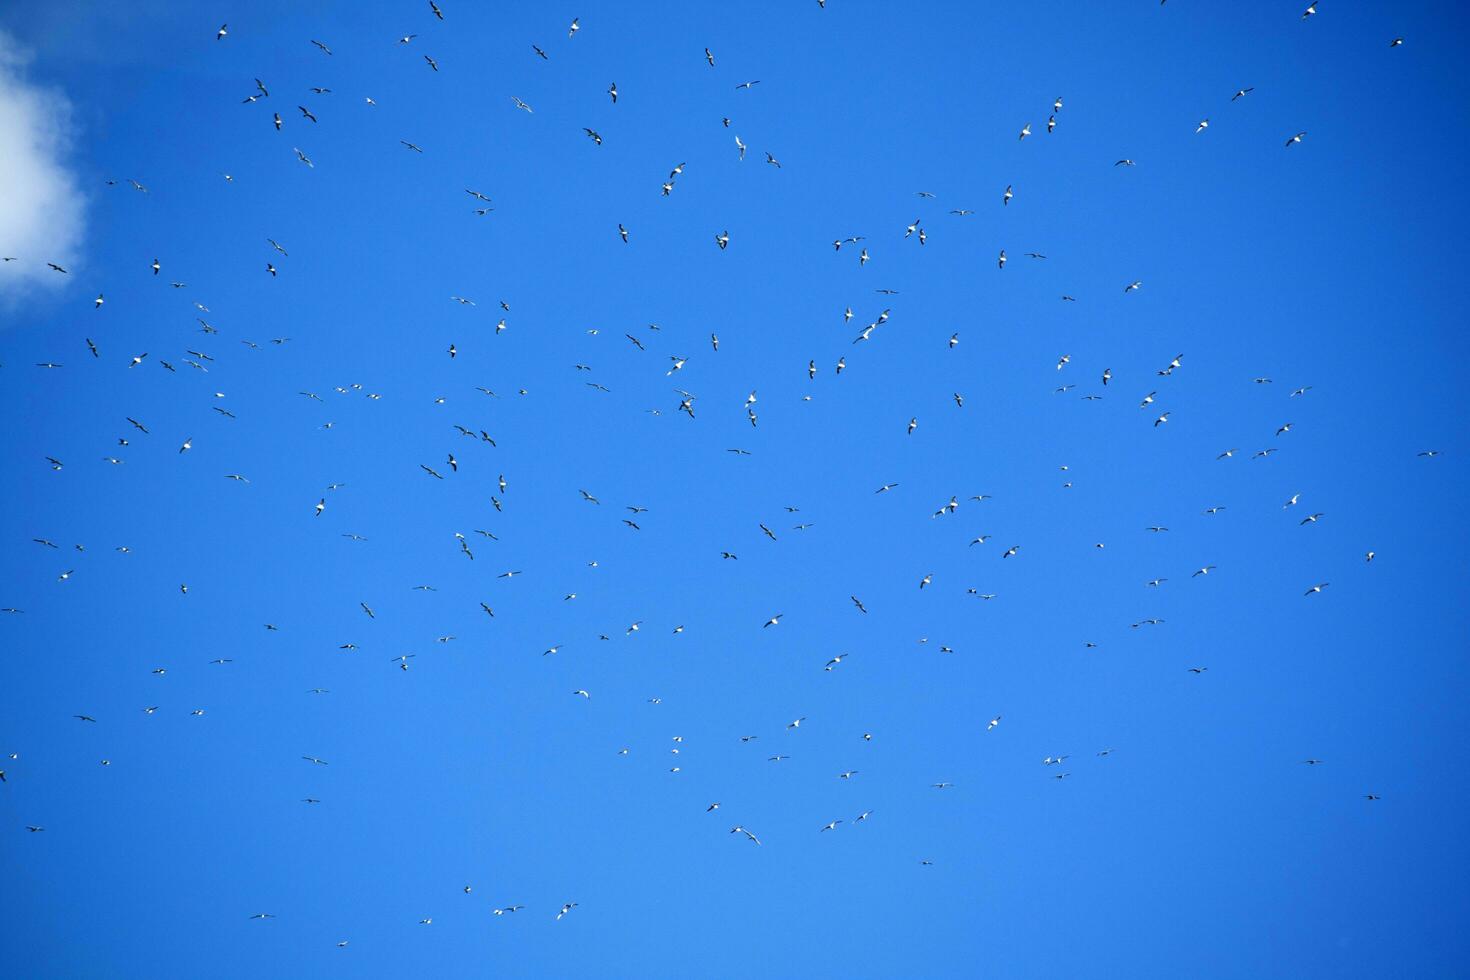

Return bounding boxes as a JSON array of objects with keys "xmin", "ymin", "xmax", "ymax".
[{"xmin": 0, "ymin": 1, "xmax": 1435, "ymax": 952}]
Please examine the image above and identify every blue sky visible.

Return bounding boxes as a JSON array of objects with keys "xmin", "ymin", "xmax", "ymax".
[{"xmin": 1, "ymin": 2, "xmax": 1467, "ymax": 977}]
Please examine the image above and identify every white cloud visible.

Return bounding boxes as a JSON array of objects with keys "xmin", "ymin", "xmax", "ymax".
[{"xmin": 0, "ymin": 29, "xmax": 84, "ymax": 296}]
